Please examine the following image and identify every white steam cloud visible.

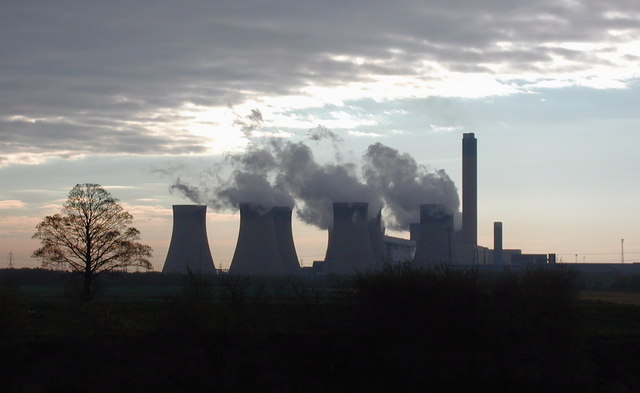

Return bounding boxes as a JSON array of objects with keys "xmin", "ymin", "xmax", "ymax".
[{"xmin": 171, "ymin": 122, "xmax": 459, "ymax": 230}]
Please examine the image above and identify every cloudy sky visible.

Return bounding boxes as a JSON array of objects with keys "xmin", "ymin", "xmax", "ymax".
[{"xmin": 1, "ymin": 0, "xmax": 639, "ymax": 269}]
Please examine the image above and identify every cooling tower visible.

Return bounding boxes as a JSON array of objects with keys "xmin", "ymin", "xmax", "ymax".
[
  {"xmin": 368, "ymin": 209, "xmax": 385, "ymax": 267},
  {"xmin": 162, "ymin": 205, "xmax": 216, "ymax": 274},
  {"xmin": 228, "ymin": 203, "xmax": 286, "ymax": 275},
  {"xmin": 271, "ymin": 206, "xmax": 302, "ymax": 274},
  {"xmin": 325, "ymin": 202, "xmax": 376, "ymax": 274},
  {"xmin": 409, "ymin": 222, "xmax": 420, "ymax": 242},
  {"xmin": 413, "ymin": 204, "xmax": 454, "ymax": 266},
  {"xmin": 494, "ymin": 221, "xmax": 503, "ymax": 265},
  {"xmin": 462, "ymin": 132, "xmax": 477, "ymax": 246}
]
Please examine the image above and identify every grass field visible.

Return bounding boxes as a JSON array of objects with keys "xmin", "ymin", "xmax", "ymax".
[
  {"xmin": 580, "ymin": 290, "xmax": 640, "ymax": 305},
  {"xmin": 2, "ymin": 267, "xmax": 640, "ymax": 392}
]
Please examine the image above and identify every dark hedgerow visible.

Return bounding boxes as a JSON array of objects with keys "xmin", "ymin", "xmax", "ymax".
[{"xmin": 351, "ymin": 264, "xmax": 592, "ymax": 393}]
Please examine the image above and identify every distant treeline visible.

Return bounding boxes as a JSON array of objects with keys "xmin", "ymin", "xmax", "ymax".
[
  {"xmin": 2, "ymin": 265, "xmax": 640, "ymax": 291},
  {"xmin": 1, "ymin": 265, "xmax": 640, "ymax": 392}
]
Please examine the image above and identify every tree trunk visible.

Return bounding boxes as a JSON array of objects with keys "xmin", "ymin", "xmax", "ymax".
[{"xmin": 83, "ymin": 272, "xmax": 92, "ymax": 301}]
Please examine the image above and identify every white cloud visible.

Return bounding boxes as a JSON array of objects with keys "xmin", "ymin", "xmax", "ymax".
[
  {"xmin": 430, "ymin": 125, "xmax": 463, "ymax": 133},
  {"xmin": 348, "ymin": 130, "xmax": 386, "ymax": 138},
  {"xmin": 0, "ymin": 200, "xmax": 26, "ymax": 209}
]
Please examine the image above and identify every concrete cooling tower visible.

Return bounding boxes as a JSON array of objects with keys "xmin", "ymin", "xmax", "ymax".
[
  {"xmin": 325, "ymin": 202, "xmax": 376, "ymax": 274},
  {"xmin": 228, "ymin": 203, "xmax": 291, "ymax": 275},
  {"xmin": 413, "ymin": 204, "xmax": 454, "ymax": 266},
  {"xmin": 271, "ymin": 206, "xmax": 302, "ymax": 275},
  {"xmin": 162, "ymin": 205, "xmax": 216, "ymax": 274}
]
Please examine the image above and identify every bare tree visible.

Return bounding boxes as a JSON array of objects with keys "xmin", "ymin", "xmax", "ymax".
[{"xmin": 32, "ymin": 183, "xmax": 152, "ymax": 299}]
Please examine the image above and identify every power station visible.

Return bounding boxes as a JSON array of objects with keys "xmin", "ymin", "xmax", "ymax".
[{"xmin": 162, "ymin": 132, "xmax": 559, "ymax": 275}]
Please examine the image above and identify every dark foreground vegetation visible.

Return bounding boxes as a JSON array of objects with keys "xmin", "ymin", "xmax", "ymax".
[{"xmin": 1, "ymin": 266, "xmax": 640, "ymax": 392}]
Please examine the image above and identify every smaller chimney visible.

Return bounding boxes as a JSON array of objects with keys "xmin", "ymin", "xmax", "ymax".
[{"xmin": 494, "ymin": 221, "xmax": 503, "ymax": 265}]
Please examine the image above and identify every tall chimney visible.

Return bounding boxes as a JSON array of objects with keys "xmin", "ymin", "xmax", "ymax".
[
  {"xmin": 271, "ymin": 206, "xmax": 302, "ymax": 274},
  {"xmin": 414, "ymin": 204, "xmax": 454, "ymax": 266},
  {"xmin": 325, "ymin": 202, "xmax": 376, "ymax": 274},
  {"xmin": 493, "ymin": 221, "xmax": 503, "ymax": 265},
  {"xmin": 462, "ymin": 132, "xmax": 477, "ymax": 246},
  {"xmin": 162, "ymin": 205, "xmax": 216, "ymax": 274},
  {"xmin": 229, "ymin": 203, "xmax": 286, "ymax": 275}
]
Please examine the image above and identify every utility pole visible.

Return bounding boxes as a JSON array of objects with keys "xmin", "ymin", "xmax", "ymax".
[
  {"xmin": 8, "ymin": 252, "xmax": 13, "ymax": 268},
  {"xmin": 621, "ymin": 238, "xmax": 624, "ymax": 264}
]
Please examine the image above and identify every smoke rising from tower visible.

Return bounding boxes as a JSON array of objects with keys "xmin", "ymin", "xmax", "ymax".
[
  {"xmin": 171, "ymin": 129, "xmax": 458, "ymax": 232},
  {"xmin": 362, "ymin": 142, "xmax": 459, "ymax": 230}
]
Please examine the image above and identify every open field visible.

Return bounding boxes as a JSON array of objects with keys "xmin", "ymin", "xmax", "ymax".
[
  {"xmin": 1, "ymin": 267, "xmax": 640, "ymax": 392},
  {"xmin": 580, "ymin": 290, "xmax": 640, "ymax": 306}
]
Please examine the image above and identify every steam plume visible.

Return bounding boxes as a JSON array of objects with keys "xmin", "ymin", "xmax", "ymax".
[
  {"xmin": 171, "ymin": 128, "xmax": 458, "ymax": 231},
  {"xmin": 362, "ymin": 142, "xmax": 459, "ymax": 230}
]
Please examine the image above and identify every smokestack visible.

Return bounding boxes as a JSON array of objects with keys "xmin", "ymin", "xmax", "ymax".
[
  {"xmin": 368, "ymin": 209, "xmax": 385, "ymax": 267},
  {"xmin": 462, "ymin": 133, "xmax": 477, "ymax": 246},
  {"xmin": 229, "ymin": 203, "xmax": 286, "ymax": 275},
  {"xmin": 414, "ymin": 204, "xmax": 454, "ymax": 266},
  {"xmin": 494, "ymin": 221, "xmax": 503, "ymax": 265},
  {"xmin": 163, "ymin": 205, "xmax": 216, "ymax": 274},
  {"xmin": 271, "ymin": 206, "xmax": 302, "ymax": 274},
  {"xmin": 325, "ymin": 202, "xmax": 376, "ymax": 274}
]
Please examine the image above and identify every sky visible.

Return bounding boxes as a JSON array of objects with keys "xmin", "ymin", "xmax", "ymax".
[{"xmin": 1, "ymin": 0, "xmax": 639, "ymax": 270}]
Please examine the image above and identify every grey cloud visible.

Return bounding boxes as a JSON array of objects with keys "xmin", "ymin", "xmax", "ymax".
[{"xmin": 1, "ymin": 0, "xmax": 639, "ymax": 157}]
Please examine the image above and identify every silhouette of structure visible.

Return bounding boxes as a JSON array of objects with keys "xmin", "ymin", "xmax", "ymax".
[
  {"xmin": 271, "ymin": 206, "xmax": 302, "ymax": 275},
  {"xmin": 163, "ymin": 205, "xmax": 216, "ymax": 274},
  {"xmin": 229, "ymin": 203, "xmax": 286, "ymax": 275},
  {"xmin": 414, "ymin": 204, "xmax": 454, "ymax": 266},
  {"xmin": 325, "ymin": 202, "xmax": 376, "ymax": 274},
  {"xmin": 494, "ymin": 221, "xmax": 503, "ymax": 265},
  {"xmin": 462, "ymin": 133, "xmax": 477, "ymax": 247},
  {"xmin": 368, "ymin": 209, "xmax": 385, "ymax": 267},
  {"xmin": 383, "ymin": 235, "xmax": 416, "ymax": 264}
]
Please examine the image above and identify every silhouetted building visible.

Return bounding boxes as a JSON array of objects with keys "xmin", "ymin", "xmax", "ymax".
[
  {"xmin": 512, "ymin": 253, "xmax": 548, "ymax": 266},
  {"xmin": 368, "ymin": 209, "xmax": 386, "ymax": 267},
  {"xmin": 494, "ymin": 221, "xmax": 503, "ymax": 265},
  {"xmin": 383, "ymin": 235, "xmax": 416, "ymax": 264},
  {"xmin": 162, "ymin": 205, "xmax": 216, "ymax": 274}
]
